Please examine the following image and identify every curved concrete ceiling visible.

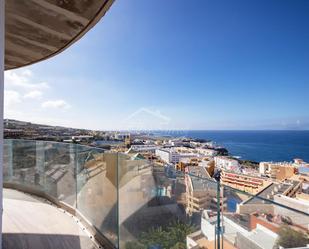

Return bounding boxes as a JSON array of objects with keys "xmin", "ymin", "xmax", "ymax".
[{"xmin": 5, "ymin": 0, "xmax": 114, "ymax": 70}]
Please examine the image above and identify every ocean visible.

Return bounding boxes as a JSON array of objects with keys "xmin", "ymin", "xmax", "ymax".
[{"xmin": 155, "ymin": 130, "xmax": 309, "ymax": 162}]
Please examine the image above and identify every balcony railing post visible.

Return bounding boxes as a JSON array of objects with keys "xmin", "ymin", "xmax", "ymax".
[
  {"xmin": 7, "ymin": 140, "xmax": 13, "ymax": 180},
  {"xmin": 0, "ymin": 0, "xmax": 4, "ymax": 247},
  {"xmin": 69, "ymin": 143, "xmax": 78, "ymax": 207},
  {"xmin": 36, "ymin": 141, "xmax": 45, "ymax": 186}
]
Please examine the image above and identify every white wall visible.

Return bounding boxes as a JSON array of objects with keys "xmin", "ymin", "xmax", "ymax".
[
  {"xmin": 155, "ymin": 149, "xmax": 171, "ymax": 163},
  {"xmin": 201, "ymin": 215, "xmax": 216, "ymax": 241}
]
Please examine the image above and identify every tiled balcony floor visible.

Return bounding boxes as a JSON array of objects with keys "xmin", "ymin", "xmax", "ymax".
[{"xmin": 3, "ymin": 188, "xmax": 99, "ymax": 249}]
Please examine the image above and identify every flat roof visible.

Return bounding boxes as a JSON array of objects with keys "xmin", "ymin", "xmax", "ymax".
[
  {"xmin": 246, "ymin": 227, "xmax": 277, "ymax": 249},
  {"xmin": 5, "ymin": 0, "xmax": 114, "ymax": 70},
  {"xmin": 244, "ymin": 182, "xmax": 291, "ymax": 205}
]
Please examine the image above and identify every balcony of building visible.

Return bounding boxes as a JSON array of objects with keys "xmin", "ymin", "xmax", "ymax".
[
  {"xmin": 2, "ymin": 139, "xmax": 309, "ymax": 249},
  {"xmin": 1, "ymin": 2, "xmax": 309, "ymax": 248}
]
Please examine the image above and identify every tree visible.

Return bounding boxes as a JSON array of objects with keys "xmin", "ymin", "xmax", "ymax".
[
  {"xmin": 170, "ymin": 242, "xmax": 186, "ymax": 249},
  {"xmin": 275, "ymin": 226, "xmax": 309, "ymax": 249},
  {"xmin": 125, "ymin": 241, "xmax": 146, "ymax": 249},
  {"xmin": 166, "ymin": 221, "xmax": 195, "ymax": 247},
  {"xmin": 125, "ymin": 221, "xmax": 195, "ymax": 249}
]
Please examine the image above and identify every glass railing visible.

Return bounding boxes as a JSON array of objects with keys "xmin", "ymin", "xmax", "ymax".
[
  {"xmin": 3, "ymin": 139, "xmax": 309, "ymax": 249},
  {"xmin": 184, "ymin": 173, "xmax": 309, "ymax": 249},
  {"xmin": 118, "ymin": 157, "xmax": 201, "ymax": 249},
  {"xmin": 221, "ymin": 181, "xmax": 309, "ymax": 249},
  {"xmin": 3, "ymin": 139, "xmax": 118, "ymax": 248}
]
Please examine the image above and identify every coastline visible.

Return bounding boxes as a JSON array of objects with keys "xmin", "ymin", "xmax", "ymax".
[{"xmin": 152, "ymin": 130, "xmax": 309, "ymax": 163}]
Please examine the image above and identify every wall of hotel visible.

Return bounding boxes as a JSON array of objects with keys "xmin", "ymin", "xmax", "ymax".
[
  {"xmin": 259, "ymin": 162, "xmax": 269, "ymax": 175},
  {"xmin": 237, "ymin": 203, "xmax": 274, "ymax": 215},
  {"xmin": 276, "ymin": 166, "xmax": 295, "ymax": 180}
]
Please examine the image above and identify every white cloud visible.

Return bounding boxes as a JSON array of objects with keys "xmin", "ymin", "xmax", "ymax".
[
  {"xmin": 22, "ymin": 69, "xmax": 32, "ymax": 77},
  {"xmin": 41, "ymin": 100, "xmax": 71, "ymax": 110},
  {"xmin": 5, "ymin": 70, "xmax": 50, "ymax": 90},
  {"xmin": 24, "ymin": 90, "xmax": 43, "ymax": 100},
  {"xmin": 4, "ymin": 90, "xmax": 22, "ymax": 108}
]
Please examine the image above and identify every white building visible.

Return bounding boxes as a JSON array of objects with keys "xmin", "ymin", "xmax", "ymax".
[
  {"xmin": 196, "ymin": 148, "xmax": 218, "ymax": 157},
  {"xmin": 187, "ymin": 210, "xmax": 278, "ymax": 249},
  {"xmin": 155, "ymin": 149, "xmax": 180, "ymax": 163},
  {"xmin": 156, "ymin": 147, "xmax": 219, "ymax": 164},
  {"xmin": 114, "ymin": 133, "xmax": 129, "ymax": 140},
  {"xmin": 130, "ymin": 144, "xmax": 160, "ymax": 153},
  {"xmin": 71, "ymin": 135, "xmax": 93, "ymax": 142},
  {"xmin": 214, "ymin": 156, "xmax": 240, "ymax": 171}
]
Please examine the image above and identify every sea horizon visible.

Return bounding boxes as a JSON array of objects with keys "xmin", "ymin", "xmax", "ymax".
[{"xmin": 153, "ymin": 130, "xmax": 309, "ymax": 163}]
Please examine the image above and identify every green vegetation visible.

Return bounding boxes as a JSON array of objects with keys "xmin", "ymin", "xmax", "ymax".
[
  {"xmin": 125, "ymin": 221, "xmax": 195, "ymax": 249},
  {"xmin": 275, "ymin": 226, "xmax": 309, "ymax": 249}
]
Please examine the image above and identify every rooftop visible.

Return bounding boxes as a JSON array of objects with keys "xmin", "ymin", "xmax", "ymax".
[
  {"xmin": 245, "ymin": 226, "xmax": 277, "ymax": 249},
  {"xmin": 244, "ymin": 182, "xmax": 292, "ymax": 205}
]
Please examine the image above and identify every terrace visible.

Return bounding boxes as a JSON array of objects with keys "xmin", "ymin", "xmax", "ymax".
[
  {"xmin": 1, "ymin": 1, "xmax": 309, "ymax": 249},
  {"xmin": 2, "ymin": 139, "xmax": 309, "ymax": 249}
]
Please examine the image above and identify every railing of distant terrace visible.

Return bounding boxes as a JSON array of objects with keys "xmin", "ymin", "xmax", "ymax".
[{"xmin": 3, "ymin": 139, "xmax": 309, "ymax": 249}]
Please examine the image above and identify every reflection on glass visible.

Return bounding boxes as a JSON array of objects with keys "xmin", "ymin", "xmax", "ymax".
[
  {"xmin": 11, "ymin": 140, "xmax": 39, "ymax": 189},
  {"xmin": 3, "ymin": 139, "xmax": 309, "ymax": 249},
  {"xmin": 3, "ymin": 139, "xmax": 118, "ymax": 248},
  {"xmin": 43, "ymin": 141, "xmax": 76, "ymax": 206},
  {"xmin": 77, "ymin": 146, "xmax": 118, "ymax": 247},
  {"xmin": 118, "ymin": 159, "xmax": 217, "ymax": 249}
]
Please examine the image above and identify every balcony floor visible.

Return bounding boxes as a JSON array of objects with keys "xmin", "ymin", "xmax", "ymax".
[{"xmin": 3, "ymin": 188, "xmax": 99, "ymax": 249}]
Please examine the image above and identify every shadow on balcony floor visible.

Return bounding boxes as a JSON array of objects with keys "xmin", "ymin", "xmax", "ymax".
[{"xmin": 3, "ymin": 188, "xmax": 99, "ymax": 249}]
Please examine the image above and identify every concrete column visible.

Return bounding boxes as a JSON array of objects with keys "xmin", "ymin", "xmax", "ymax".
[{"xmin": 0, "ymin": 0, "xmax": 4, "ymax": 247}]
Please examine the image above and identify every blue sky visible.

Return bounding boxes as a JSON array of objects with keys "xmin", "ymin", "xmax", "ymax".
[{"xmin": 4, "ymin": 0, "xmax": 309, "ymax": 130}]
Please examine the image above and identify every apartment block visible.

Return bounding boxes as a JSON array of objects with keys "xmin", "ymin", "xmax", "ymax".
[
  {"xmin": 185, "ymin": 167, "xmax": 226, "ymax": 215},
  {"xmin": 259, "ymin": 162, "xmax": 296, "ymax": 180},
  {"xmin": 221, "ymin": 171, "xmax": 270, "ymax": 194}
]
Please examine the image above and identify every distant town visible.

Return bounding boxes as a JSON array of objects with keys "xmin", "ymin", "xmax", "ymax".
[{"xmin": 4, "ymin": 118, "xmax": 309, "ymax": 249}]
